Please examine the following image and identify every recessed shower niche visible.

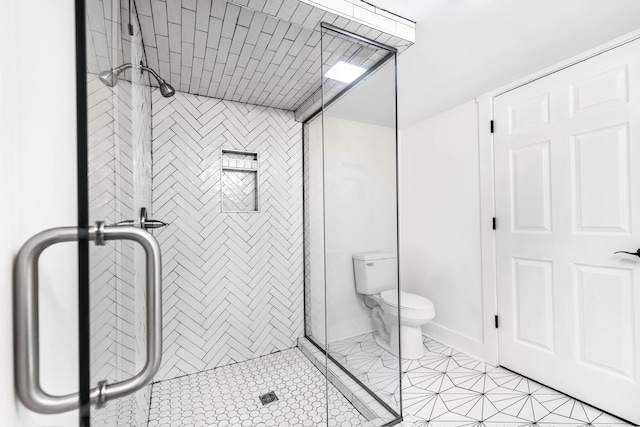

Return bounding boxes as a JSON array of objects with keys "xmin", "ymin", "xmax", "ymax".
[{"xmin": 221, "ymin": 148, "xmax": 260, "ymax": 213}]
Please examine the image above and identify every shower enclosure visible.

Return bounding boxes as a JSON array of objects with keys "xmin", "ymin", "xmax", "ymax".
[
  {"xmin": 302, "ymin": 23, "xmax": 402, "ymax": 425},
  {"xmin": 14, "ymin": 0, "xmax": 405, "ymax": 425}
]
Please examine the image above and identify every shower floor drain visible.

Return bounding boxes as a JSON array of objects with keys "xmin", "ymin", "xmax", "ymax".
[{"xmin": 259, "ymin": 391, "xmax": 278, "ymax": 405}]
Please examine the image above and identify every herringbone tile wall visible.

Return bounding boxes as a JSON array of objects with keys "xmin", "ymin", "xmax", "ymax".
[
  {"xmin": 88, "ymin": 78, "xmax": 119, "ymax": 389},
  {"xmin": 88, "ymin": 77, "xmax": 153, "ymax": 426},
  {"xmin": 130, "ymin": 24, "xmax": 153, "ymax": 426},
  {"xmin": 88, "ymin": 77, "xmax": 141, "ymax": 386},
  {"xmin": 151, "ymin": 90, "xmax": 304, "ymax": 381},
  {"xmin": 87, "ymin": 5, "xmax": 152, "ymax": 423}
]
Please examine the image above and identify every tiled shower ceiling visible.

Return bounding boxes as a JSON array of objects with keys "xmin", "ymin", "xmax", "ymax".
[{"xmin": 86, "ymin": 0, "xmax": 412, "ymax": 121}]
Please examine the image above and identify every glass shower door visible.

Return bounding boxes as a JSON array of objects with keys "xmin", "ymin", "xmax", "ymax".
[
  {"xmin": 83, "ymin": 0, "xmax": 157, "ymax": 424},
  {"xmin": 320, "ymin": 23, "xmax": 402, "ymax": 426}
]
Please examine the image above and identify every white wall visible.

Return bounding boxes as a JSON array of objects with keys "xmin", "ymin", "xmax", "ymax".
[
  {"xmin": 307, "ymin": 115, "xmax": 398, "ymax": 343},
  {"xmin": 399, "ymin": 101, "xmax": 485, "ymax": 358},
  {"xmin": 1, "ymin": 0, "xmax": 79, "ymax": 426}
]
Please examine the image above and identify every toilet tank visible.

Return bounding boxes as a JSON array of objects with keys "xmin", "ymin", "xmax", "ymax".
[{"xmin": 353, "ymin": 251, "xmax": 398, "ymax": 295}]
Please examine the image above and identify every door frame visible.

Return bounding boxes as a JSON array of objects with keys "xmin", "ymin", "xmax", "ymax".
[{"xmin": 476, "ymin": 28, "xmax": 640, "ymax": 367}]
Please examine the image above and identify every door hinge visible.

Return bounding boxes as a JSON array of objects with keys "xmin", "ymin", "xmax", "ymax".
[
  {"xmin": 492, "ymin": 217, "xmax": 496, "ymax": 230},
  {"xmin": 495, "ymin": 315, "xmax": 499, "ymax": 328},
  {"xmin": 490, "ymin": 120, "xmax": 494, "ymax": 133}
]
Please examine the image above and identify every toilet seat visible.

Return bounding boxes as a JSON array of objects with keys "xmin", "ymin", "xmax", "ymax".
[{"xmin": 380, "ymin": 290, "xmax": 435, "ymax": 318}]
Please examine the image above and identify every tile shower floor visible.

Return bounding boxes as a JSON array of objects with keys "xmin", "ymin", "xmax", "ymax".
[
  {"xmin": 147, "ymin": 348, "xmax": 367, "ymax": 427},
  {"xmin": 149, "ymin": 334, "xmax": 634, "ymax": 426},
  {"xmin": 330, "ymin": 332, "xmax": 633, "ymax": 426}
]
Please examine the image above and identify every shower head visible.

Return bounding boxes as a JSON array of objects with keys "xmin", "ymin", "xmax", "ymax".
[
  {"xmin": 98, "ymin": 68, "xmax": 121, "ymax": 87},
  {"xmin": 97, "ymin": 63, "xmax": 175, "ymax": 98},
  {"xmin": 158, "ymin": 78, "xmax": 176, "ymax": 98}
]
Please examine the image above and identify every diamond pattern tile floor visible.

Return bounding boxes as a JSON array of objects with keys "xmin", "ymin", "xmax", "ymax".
[
  {"xmin": 329, "ymin": 332, "xmax": 633, "ymax": 426},
  {"xmin": 148, "ymin": 348, "xmax": 367, "ymax": 427},
  {"xmin": 147, "ymin": 333, "xmax": 634, "ymax": 426}
]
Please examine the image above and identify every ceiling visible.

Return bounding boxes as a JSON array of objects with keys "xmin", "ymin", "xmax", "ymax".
[
  {"xmin": 86, "ymin": 0, "xmax": 411, "ymax": 122},
  {"xmin": 88, "ymin": 0, "xmax": 640, "ymax": 128},
  {"xmin": 371, "ymin": 0, "xmax": 640, "ymax": 128}
]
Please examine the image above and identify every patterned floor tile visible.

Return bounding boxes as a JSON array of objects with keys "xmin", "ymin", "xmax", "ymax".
[
  {"xmin": 328, "ymin": 332, "xmax": 634, "ymax": 427},
  {"xmin": 404, "ymin": 368, "xmax": 456, "ymax": 393},
  {"xmin": 145, "ymin": 332, "xmax": 634, "ymax": 426},
  {"xmin": 148, "ymin": 348, "xmax": 367, "ymax": 426}
]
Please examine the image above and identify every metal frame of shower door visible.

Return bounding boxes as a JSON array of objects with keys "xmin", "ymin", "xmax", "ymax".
[
  {"xmin": 302, "ymin": 23, "xmax": 397, "ymax": 124},
  {"xmin": 74, "ymin": 0, "xmax": 91, "ymax": 424},
  {"xmin": 302, "ymin": 22, "xmax": 403, "ymax": 426}
]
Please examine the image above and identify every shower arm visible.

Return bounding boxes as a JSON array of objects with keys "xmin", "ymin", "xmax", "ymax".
[{"xmin": 112, "ymin": 62, "xmax": 166, "ymax": 82}]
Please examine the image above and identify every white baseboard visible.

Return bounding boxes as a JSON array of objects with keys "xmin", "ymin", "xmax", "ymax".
[{"xmin": 422, "ymin": 322, "xmax": 491, "ymax": 364}]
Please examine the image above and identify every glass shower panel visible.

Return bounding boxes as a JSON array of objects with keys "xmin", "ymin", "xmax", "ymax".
[
  {"xmin": 85, "ymin": 0, "xmax": 153, "ymax": 424},
  {"xmin": 320, "ymin": 24, "xmax": 402, "ymax": 425}
]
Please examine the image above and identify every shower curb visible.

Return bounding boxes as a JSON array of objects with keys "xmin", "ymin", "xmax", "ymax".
[{"xmin": 297, "ymin": 337, "xmax": 398, "ymax": 425}]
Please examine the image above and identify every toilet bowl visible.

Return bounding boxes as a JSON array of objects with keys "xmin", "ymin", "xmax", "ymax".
[{"xmin": 354, "ymin": 252, "xmax": 435, "ymax": 360}]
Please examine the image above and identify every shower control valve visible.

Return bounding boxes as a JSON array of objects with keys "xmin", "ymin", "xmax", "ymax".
[{"xmin": 115, "ymin": 207, "xmax": 169, "ymax": 231}]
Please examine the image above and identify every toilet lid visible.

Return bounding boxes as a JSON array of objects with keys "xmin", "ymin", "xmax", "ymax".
[{"xmin": 380, "ymin": 290, "xmax": 434, "ymax": 311}]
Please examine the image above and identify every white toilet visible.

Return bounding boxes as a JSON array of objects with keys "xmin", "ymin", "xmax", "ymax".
[{"xmin": 353, "ymin": 251, "xmax": 435, "ymax": 360}]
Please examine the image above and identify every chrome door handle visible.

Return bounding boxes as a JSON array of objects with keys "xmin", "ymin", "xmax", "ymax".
[
  {"xmin": 14, "ymin": 223, "xmax": 162, "ymax": 414},
  {"xmin": 614, "ymin": 248, "xmax": 640, "ymax": 258}
]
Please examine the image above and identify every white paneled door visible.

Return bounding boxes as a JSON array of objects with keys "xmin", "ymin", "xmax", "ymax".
[{"xmin": 494, "ymin": 38, "xmax": 640, "ymax": 424}]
